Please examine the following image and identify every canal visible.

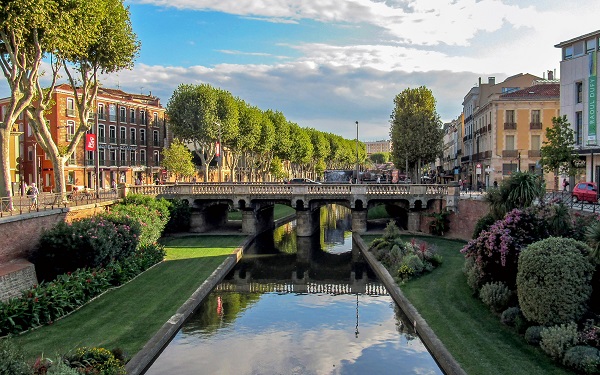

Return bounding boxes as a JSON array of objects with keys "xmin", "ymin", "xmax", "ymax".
[{"xmin": 146, "ymin": 205, "xmax": 442, "ymax": 374}]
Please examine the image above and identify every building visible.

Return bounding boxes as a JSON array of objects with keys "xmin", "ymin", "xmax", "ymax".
[
  {"xmin": 555, "ymin": 30, "xmax": 600, "ymax": 184},
  {"xmin": 364, "ymin": 140, "xmax": 391, "ymax": 155},
  {"xmin": 440, "ymin": 114, "xmax": 463, "ymax": 182},
  {"xmin": 461, "ymin": 73, "xmax": 548, "ymax": 188},
  {"xmin": 1, "ymin": 85, "xmax": 168, "ymax": 192}
]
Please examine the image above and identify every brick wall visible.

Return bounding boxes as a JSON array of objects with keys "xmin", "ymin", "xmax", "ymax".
[
  {"xmin": 419, "ymin": 198, "xmax": 490, "ymax": 241},
  {"xmin": 0, "ymin": 259, "xmax": 38, "ymax": 302}
]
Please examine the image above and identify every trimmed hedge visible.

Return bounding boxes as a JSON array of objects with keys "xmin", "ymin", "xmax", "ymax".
[{"xmin": 517, "ymin": 237, "xmax": 594, "ymax": 326}]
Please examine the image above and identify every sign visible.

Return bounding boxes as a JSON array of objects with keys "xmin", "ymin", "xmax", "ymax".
[
  {"xmin": 589, "ymin": 52, "xmax": 597, "ymax": 145},
  {"xmin": 476, "ymin": 163, "xmax": 482, "ymax": 175},
  {"xmin": 85, "ymin": 134, "xmax": 96, "ymax": 151},
  {"xmin": 215, "ymin": 141, "xmax": 221, "ymax": 157}
]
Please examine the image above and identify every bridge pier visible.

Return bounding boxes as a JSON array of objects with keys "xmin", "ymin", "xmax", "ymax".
[
  {"xmin": 351, "ymin": 209, "xmax": 367, "ymax": 234},
  {"xmin": 296, "ymin": 209, "xmax": 320, "ymax": 237},
  {"xmin": 241, "ymin": 204, "xmax": 274, "ymax": 235},
  {"xmin": 407, "ymin": 211, "xmax": 421, "ymax": 232}
]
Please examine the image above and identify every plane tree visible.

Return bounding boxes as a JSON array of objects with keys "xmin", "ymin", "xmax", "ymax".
[{"xmin": 539, "ymin": 115, "xmax": 578, "ymax": 190}]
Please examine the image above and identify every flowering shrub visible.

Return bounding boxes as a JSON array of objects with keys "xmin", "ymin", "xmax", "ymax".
[
  {"xmin": 33, "ymin": 215, "xmax": 141, "ymax": 281},
  {"xmin": 66, "ymin": 347, "xmax": 126, "ymax": 375},
  {"xmin": 461, "ymin": 208, "xmax": 548, "ymax": 291},
  {"xmin": 0, "ymin": 244, "xmax": 165, "ymax": 336},
  {"xmin": 540, "ymin": 322, "xmax": 580, "ymax": 360},
  {"xmin": 370, "ymin": 222, "xmax": 441, "ymax": 282},
  {"xmin": 108, "ymin": 202, "xmax": 169, "ymax": 247}
]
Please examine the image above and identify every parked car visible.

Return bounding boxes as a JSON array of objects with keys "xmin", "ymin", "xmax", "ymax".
[
  {"xmin": 572, "ymin": 181, "xmax": 598, "ymax": 203},
  {"xmin": 287, "ymin": 178, "xmax": 321, "ymax": 184}
]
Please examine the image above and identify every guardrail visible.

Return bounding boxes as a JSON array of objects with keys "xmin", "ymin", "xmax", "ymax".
[{"xmin": 0, "ymin": 190, "xmax": 119, "ymax": 218}]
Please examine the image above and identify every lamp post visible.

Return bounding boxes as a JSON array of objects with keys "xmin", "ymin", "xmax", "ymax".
[{"xmin": 355, "ymin": 121, "xmax": 359, "ymax": 184}]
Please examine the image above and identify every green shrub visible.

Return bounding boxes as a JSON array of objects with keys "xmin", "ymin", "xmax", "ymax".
[
  {"xmin": 464, "ymin": 257, "xmax": 484, "ymax": 294},
  {"xmin": 562, "ymin": 346, "xmax": 600, "ymax": 374},
  {"xmin": 0, "ymin": 339, "xmax": 30, "ymax": 375},
  {"xmin": 0, "ymin": 244, "xmax": 164, "ymax": 336},
  {"xmin": 525, "ymin": 326, "xmax": 544, "ymax": 346},
  {"xmin": 500, "ymin": 306, "xmax": 522, "ymax": 326},
  {"xmin": 122, "ymin": 194, "xmax": 170, "ymax": 219},
  {"xmin": 472, "ymin": 213, "xmax": 496, "ymax": 239},
  {"xmin": 47, "ymin": 361, "xmax": 79, "ymax": 375},
  {"xmin": 164, "ymin": 198, "xmax": 191, "ymax": 233},
  {"xmin": 66, "ymin": 347, "xmax": 126, "ymax": 375},
  {"xmin": 479, "ymin": 281, "xmax": 512, "ymax": 313},
  {"xmin": 540, "ymin": 322, "xmax": 579, "ymax": 360},
  {"xmin": 401, "ymin": 254, "xmax": 424, "ymax": 275},
  {"xmin": 517, "ymin": 237, "xmax": 594, "ymax": 326},
  {"xmin": 108, "ymin": 203, "xmax": 168, "ymax": 247}
]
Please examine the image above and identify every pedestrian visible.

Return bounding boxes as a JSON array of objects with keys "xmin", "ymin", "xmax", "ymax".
[
  {"xmin": 563, "ymin": 179, "xmax": 570, "ymax": 191},
  {"xmin": 459, "ymin": 179, "xmax": 463, "ymax": 191},
  {"xmin": 376, "ymin": 176, "xmax": 381, "ymax": 184},
  {"xmin": 28, "ymin": 182, "xmax": 39, "ymax": 209},
  {"xmin": 493, "ymin": 180, "xmax": 498, "ymax": 188}
]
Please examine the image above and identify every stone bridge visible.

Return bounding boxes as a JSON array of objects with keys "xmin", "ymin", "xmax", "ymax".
[{"xmin": 127, "ymin": 183, "xmax": 460, "ymax": 236}]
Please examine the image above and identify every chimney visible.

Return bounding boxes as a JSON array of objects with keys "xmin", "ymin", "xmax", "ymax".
[
  {"xmin": 548, "ymin": 70, "xmax": 554, "ymax": 80},
  {"xmin": 488, "ymin": 77, "xmax": 495, "ymax": 85},
  {"xmin": 478, "ymin": 77, "xmax": 481, "ymax": 86}
]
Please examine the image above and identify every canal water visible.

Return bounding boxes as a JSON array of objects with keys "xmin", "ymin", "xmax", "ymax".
[{"xmin": 146, "ymin": 205, "xmax": 442, "ymax": 375}]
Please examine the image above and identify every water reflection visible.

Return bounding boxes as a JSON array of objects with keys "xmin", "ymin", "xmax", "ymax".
[{"xmin": 146, "ymin": 205, "xmax": 441, "ymax": 375}]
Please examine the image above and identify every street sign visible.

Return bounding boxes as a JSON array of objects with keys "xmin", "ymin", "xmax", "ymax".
[{"xmin": 476, "ymin": 163, "xmax": 482, "ymax": 175}]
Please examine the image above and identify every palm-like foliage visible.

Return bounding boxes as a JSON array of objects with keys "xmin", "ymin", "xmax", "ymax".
[
  {"xmin": 585, "ymin": 221, "xmax": 600, "ymax": 264},
  {"xmin": 485, "ymin": 172, "xmax": 545, "ymax": 220}
]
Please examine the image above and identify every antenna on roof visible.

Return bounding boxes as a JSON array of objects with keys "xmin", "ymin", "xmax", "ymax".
[{"xmin": 140, "ymin": 87, "xmax": 144, "ymax": 94}]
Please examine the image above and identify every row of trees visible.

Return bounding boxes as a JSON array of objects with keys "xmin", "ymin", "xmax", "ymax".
[
  {"xmin": 0, "ymin": 0, "xmax": 139, "ymax": 204},
  {"xmin": 166, "ymin": 84, "xmax": 367, "ymax": 182}
]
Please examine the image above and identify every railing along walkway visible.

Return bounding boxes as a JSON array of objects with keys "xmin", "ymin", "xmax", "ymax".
[{"xmin": 0, "ymin": 190, "xmax": 118, "ymax": 218}]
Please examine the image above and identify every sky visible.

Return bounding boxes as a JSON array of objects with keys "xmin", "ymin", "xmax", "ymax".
[{"xmin": 3, "ymin": 0, "xmax": 600, "ymax": 141}]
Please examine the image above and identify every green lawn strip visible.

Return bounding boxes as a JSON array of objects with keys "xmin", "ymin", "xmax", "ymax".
[
  {"xmin": 367, "ymin": 204, "xmax": 390, "ymax": 220},
  {"xmin": 362, "ymin": 235, "xmax": 574, "ymax": 375},
  {"xmin": 14, "ymin": 235, "xmax": 245, "ymax": 362},
  {"xmin": 228, "ymin": 204, "xmax": 296, "ymax": 221}
]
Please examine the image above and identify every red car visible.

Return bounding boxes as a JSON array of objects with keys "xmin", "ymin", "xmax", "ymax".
[{"xmin": 572, "ymin": 181, "xmax": 599, "ymax": 203}]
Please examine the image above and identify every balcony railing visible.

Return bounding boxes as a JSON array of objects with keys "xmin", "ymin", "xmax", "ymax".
[
  {"xmin": 502, "ymin": 150, "xmax": 519, "ymax": 158},
  {"xmin": 98, "ymin": 136, "xmax": 106, "ymax": 143},
  {"xmin": 109, "ymin": 114, "xmax": 117, "ymax": 122},
  {"xmin": 66, "ymin": 108, "xmax": 76, "ymax": 117},
  {"xmin": 85, "ymin": 159, "xmax": 95, "ymax": 166},
  {"xmin": 98, "ymin": 113, "xmax": 106, "ymax": 121},
  {"xmin": 530, "ymin": 122, "xmax": 542, "ymax": 130},
  {"xmin": 130, "ymin": 138, "xmax": 137, "ymax": 146},
  {"xmin": 504, "ymin": 122, "xmax": 517, "ymax": 130},
  {"xmin": 528, "ymin": 150, "xmax": 541, "ymax": 157},
  {"xmin": 153, "ymin": 140, "xmax": 161, "ymax": 147},
  {"xmin": 139, "ymin": 139, "xmax": 147, "ymax": 146},
  {"xmin": 109, "ymin": 137, "xmax": 117, "ymax": 144}
]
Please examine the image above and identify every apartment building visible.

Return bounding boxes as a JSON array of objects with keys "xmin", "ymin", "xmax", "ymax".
[
  {"xmin": 440, "ymin": 114, "xmax": 463, "ymax": 182},
  {"xmin": 555, "ymin": 30, "xmax": 600, "ymax": 184},
  {"xmin": 460, "ymin": 73, "xmax": 548, "ymax": 188},
  {"xmin": 364, "ymin": 140, "xmax": 392, "ymax": 155},
  {"xmin": 2, "ymin": 85, "xmax": 168, "ymax": 192}
]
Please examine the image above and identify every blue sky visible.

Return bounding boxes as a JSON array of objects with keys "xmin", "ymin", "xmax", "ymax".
[{"xmin": 3, "ymin": 0, "xmax": 600, "ymax": 141}]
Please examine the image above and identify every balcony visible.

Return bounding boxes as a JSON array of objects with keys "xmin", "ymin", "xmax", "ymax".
[
  {"xmin": 98, "ymin": 113, "xmax": 106, "ymax": 121},
  {"xmin": 530, "ymin": 122, "xmax": 542, "ymax": 130},
  {"xmin": 528, "ymin": 150, "xmax": 541, "ymax": 157},
  {"xmin": 107, "ymin": 159, "xmax": 117, "ymax": 167},
  {"xmin": 66, "ymin": 108, "xmax": 76, "ymax": 117},
  {"xmin": 109, "ymin": 114, "xmax": 117, "ymax": 122},
  {"xmin": 85, "ymin": 159, "xmax": 95, "ymax": 166},
  {"xmin": 502, "ymin": 150, "xmax": 519, "ymax": 158},
  {"xmin": 109, "ymin": 137, "xmax": 117, "ymax": 144},
  {"xmin": 461, "ymin": 156, "xmax": 470, "ymax": 163},
  {"xmin": 98, "ymin": 136, "xmax": 106, "ymax": 143},
  {"xmin": 153, "ymin": 140, "xmax": 161, "ymax": 147},
  {"xmin": 139, "ymin": 139, "xmax": 147, "ymax": 146},
  {"xmin": 130, "ymin": 138, "xmax": 137, "ymax": 146},
  {"xmin": 504, "ymin": 122, "xmax": 517, "ymax": 130},
  {"xmin": 152, "ymin": 119, "xmax": 161, "ymax": 127}
]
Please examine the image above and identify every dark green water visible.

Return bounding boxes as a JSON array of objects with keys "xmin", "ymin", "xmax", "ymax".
[{"xmin": 146, "ymin": 205, "xmax": 442, "ymax": 375}]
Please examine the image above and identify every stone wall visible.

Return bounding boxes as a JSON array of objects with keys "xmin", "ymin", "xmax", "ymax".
[
  {"xmin": 0, "ymin": 259, "xmax": 38, "ymax": 302},
  {"xmin": 419, "ymin": 198, "xmax": 490, "ymax": 241}
]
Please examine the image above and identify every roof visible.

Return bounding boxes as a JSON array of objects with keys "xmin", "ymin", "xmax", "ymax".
[
  {"xmin": 555, "ymin": 30, "xmax": 600, "ymax": 48},
  {"xmin": 499, "ymin": 83, "xmax": 560, "ymax": 100}
]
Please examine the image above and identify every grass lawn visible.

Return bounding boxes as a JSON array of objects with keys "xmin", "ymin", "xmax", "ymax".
[
  {"xmin": 363, "ymin": 234, "xmax": 574, "ymax": 375},
  {"xmin": 13, "ymin": 235, "xmax": 245, "ymax": 362},
  {"xmin": 228, "ymin": 204, "xmax": 296, "ymax": 221}
]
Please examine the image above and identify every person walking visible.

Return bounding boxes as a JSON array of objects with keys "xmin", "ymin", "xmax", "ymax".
[
  {"xmin": 28, "ymin": 183, "xmax": 39, "ymax": 209},
  {"xmin": 563, "ymin": 179, "xmax": 570, "ymax": 192}
]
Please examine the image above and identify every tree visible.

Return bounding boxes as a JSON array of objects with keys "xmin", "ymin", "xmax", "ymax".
[
  {"xmin": 390, "ymin": 86, "xmax": 443, "ymax": 181},
  {"xmin": 540, "ymin": 115, "xmax": 578, "ymax": 189},
  {"xmin": 370, "ymin": 152, "xmax": 390, "ymax": 164},
  {"xmin": 161, "ymin": 139, "xmax": 196, "ymax": 181},
  {"xmin": 485, "ymin": 171, "xmax": 546, "ymax": 220},
  {"xmin": 27, "ymin": 0, "xmax": 139, "ymax": 199}
]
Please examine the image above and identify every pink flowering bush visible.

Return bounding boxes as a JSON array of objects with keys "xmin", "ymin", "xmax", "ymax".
[{"xmin": 461, "ymin": 208, "xmax": 548, "ymax": 292}]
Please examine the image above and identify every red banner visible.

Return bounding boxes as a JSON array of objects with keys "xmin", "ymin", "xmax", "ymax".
[
  {"xmin": 215, "ymin": 141, "xmax": 221, "ymax": 157},
  {"xmin": 85, "ymin": 134, "xmax": 97, "ymax": 151}
]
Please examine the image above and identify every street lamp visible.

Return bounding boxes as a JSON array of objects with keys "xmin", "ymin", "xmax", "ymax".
[{"xmin": 355, "ymin": 121, "xmax": 359, "ymax": 184}]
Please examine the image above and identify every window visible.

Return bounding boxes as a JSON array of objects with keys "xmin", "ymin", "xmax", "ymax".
[
  {"xmin": 140, "ymin": 129, "xmax": 146, "ymax": 145},
  {"xmin": 109, "ymin": 104, "xmax": 116, "ymax": 122},
  {"xmin": 120, "ymin": 149, "xmax": 126, "ymax": 165},
  {"xmin": 153, "ymin": 150, "xmax": 160, "ymax": 165},
  {"xmin": 98, "ymin": 103, "xmax": 105, "ymax": 120},
  {"xmin": 531, "ymin": 135, "xmax": 541, "ymax": 150},
  {"xmin": 109, "ymin": 149, "xmax": 117, "ymax": 165},
  {"xmin": 98, "ymin": 124, "xmax": 105, "ymax": 142},
  {"xmin": 576, "ymin": 111, "xmax": 583, "ymax": 145},
  {"xmin": 574, "ymin": 41, "xmax": 584, "ymax": 56},
  {"xmin": 120, "ymin": 126, "xmax": 126, "ymax": 143},
  {"xmin": 153, "ymin": 130, "xmax": 160, "ymax": 146},
  {"xmin": 66, "ymin": 120, "xmax": 75, "ymax": 141},
  {"xmin": 587, "ymin": 38, "xmax": 597, "ymax": 53},
  {"xmin": 505, "ymin": 110, "xmax": 515, "ymax": 124},
  {"xmin": 531, "ymin": 110, "xmax": 540, "ymax": 124},
  {"xmin": 119, "ymin": 106, "xmax": 126, "ymax": 122},
  {"xmin": 109, "ymin": 125, "xmax": 117, "ymax": 143},
  {"xmin": 153, "ymin": 112, "xmax": 158, "ymax": 126},
  {"xmin": 140, "ymin": 110, "xmax": 147, "ymax": 125},
  {"xmin": 86, "ymin": 151, "xmax": 94, "ymax": 165},
  {"xmin": 130, "ymin": 150, "xmax": 136, "ymax": 165},
  {"xmin": 505, "ymin": 135, "xmax": 515, "ymax": 150},
  {"xmin": 99, "ymin": 148, "xmax": 105, "ymax": 166},
  {"xmin": 130, "ymin": 128, "xmax": 136, "ymax": 145},
  {"xmin": 130, "ymin": 108, "xmax": 136, "ymax": 124},
  {"xmin": 577, "ymin": 82, "xmax": 583, "ymax": 103},
  {"xmin": 503, "ymin": 163, "xmax": 518, "ymax": 175},
  {"xmin": 140, "ymin": 149, "xmax": 146, "ymax": 164},
  {"xmin": 565, "ymin": 46, "xmax": 573, "ymax": 59},
  {"xmin": 66, "ymin": 98, "xmax": 75, "ymax": 117}
]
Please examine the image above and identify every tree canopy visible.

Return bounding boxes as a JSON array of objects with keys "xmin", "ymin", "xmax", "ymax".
[
  {"xmin": 540, "ymin": 116, "xmax": 579, "ymax": 186},
  {"xmin": 161, "ymin": 139, "xmax": 196, "ymax": 181}
]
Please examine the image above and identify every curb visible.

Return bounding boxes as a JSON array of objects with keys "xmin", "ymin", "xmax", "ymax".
[
  {"xmin": 125, "ymin": 236, "xmax": 254, "ymax": 375},
  {"xmin": 353, "ymin": 233, "xmax": 466, "ymax": 375}
]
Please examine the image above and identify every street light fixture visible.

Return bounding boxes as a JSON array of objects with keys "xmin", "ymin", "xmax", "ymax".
[{"xmin": 355, "ymin": 121, "xmax": 359, "ymax": 184}]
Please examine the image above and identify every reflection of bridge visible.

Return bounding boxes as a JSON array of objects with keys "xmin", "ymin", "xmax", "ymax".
[
  {"xmin": 215, "ymin": 279, "xmax": 388, "ymax": 296},
  {"xmin": 127, "ymin": 183, "xmax": 459, "ymax": 236}
]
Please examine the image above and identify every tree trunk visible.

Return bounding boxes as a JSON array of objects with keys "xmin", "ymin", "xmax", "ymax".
[
  {"xmin": 0, "ymin": 128, "xmax": 13, "ymax": 208},
  {"xmin": 52, "ymin": 156, "xmax": 68, "ymax": 203}
]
